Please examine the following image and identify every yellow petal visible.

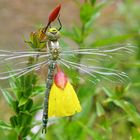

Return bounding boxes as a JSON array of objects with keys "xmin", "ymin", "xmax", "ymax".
[{"xmin": 48, "ymin": 81, "xmax": 82, "ymax": 117}]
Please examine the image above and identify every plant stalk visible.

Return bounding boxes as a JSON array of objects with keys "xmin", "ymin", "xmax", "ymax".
[{"xmin": 18, "ymin": 135, "xmax": 22, "ymax": 140}]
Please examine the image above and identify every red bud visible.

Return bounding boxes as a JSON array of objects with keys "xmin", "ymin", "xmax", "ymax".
[
  {"xmin": 54, "ymin": 69, "xmax": 68, "ymax": 90},
  {"xmin": 48, "ymin": 4, "xmax": 61, "ymax": 23}
]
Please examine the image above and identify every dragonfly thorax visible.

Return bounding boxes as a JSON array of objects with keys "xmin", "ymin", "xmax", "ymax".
[
  {"xmin": 48, "ymin": 40, "xmax": 60, "ymax": 60},
  {"xmin": 46, "ymin": 27, "xmax": 60, "ymax": 41}
]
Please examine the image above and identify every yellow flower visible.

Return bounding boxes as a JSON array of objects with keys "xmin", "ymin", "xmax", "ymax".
[{"xmin": 48, "ymin": 81, "xmax": 82, "ymax": 117}]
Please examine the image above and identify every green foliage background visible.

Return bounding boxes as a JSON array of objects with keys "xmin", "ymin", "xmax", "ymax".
[{"xmin": 0, "ymin": 0, "xmax": 140, "ymax": 140}]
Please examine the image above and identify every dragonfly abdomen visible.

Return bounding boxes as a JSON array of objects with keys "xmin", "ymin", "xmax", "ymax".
[{"xmin": 42, "ymin": 60, "xmax": 56, "ymax": 133}]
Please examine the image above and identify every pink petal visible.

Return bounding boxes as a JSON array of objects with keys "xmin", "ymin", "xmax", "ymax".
[{"xmin": 54, "ymin": 70, "xmax": 68, "ymax": 90}]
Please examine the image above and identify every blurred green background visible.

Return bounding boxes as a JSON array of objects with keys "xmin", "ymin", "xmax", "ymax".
[{"xmin": 0, "ymin": 0, "xmax": 140, "ymax": 140}]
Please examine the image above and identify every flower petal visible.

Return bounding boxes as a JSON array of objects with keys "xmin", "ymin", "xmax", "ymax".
[
  {"xmin": 54, "ymin": 70, "xmax": 68, "ymax": 89},
  {"xmin": 48, "ymin": 81, "xmax": 82, "ymax": 117},
  {"xmin": 48, "ymin": 4, "xmax": 61, "ymax": 23}
]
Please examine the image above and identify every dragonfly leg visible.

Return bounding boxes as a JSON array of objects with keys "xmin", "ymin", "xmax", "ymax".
[{"xmin": 58, "ymin": 16, "xmax": 62, "ymax": 31}]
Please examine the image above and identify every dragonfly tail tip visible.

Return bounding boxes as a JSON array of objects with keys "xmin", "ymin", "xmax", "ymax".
[{"xmin": 42, "ymin": 127, "xmax": 47, "ymax": 134}]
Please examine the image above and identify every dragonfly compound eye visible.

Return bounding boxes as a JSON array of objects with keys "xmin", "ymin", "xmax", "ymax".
[{"xmin": 46, "ymin": 27, "xmax": 61, "ymax": 41}]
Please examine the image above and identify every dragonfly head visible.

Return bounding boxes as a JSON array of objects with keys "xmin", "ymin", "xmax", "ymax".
[{"xmin": 46, "ymin": 27, "xmax": 60, "ymax": 41}]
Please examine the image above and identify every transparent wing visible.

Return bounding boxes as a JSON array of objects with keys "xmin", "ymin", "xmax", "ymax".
[
  {"xmin": 0, "ymin": 50, "xmax": 50, "ymax": 80},
  {"xmin": 0, "ymin": 50, "xmax": 50, "ymax": 62},
  {"xmin": 0, "ymin": 60, "xmax": 49, "ymax": 80},
  {"xmin": 60, "ymin": 43, "xmax": 135, "ymax": 84},
  {"xmin": 61, "ymin": 43, "xmax": 135, "ymax": 59}
]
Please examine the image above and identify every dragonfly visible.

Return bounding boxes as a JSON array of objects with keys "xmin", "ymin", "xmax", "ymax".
[{"xmin": 0, "ymin": 4, "xmax": 134, "ymax": 133}]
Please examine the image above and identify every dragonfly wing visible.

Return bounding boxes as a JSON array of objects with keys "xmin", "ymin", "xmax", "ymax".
[
  {"xmin": 0, "ymin": 50, "xmax": 50, "ymax": 79},
  {"xmin": 0, "ymin": 50, "xmax": 50, "ymax": 63},
  {"xmin": 59, "ymin": 43, "xmax": 134, "ymax": 84},
  {"xmin": 61, "ymin": 43, "xmax": 135, "ymax": 60},
  {"xmin": 0, "ymin": 60, "xmax": 49, "ymax": 80},
  {"xmin": 60, "ymin": 59, "xmax": 129, "ymax": 84}
]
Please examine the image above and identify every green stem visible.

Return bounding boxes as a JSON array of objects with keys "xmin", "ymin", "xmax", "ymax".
[
  {"xmin": 75, "ymin": 23, "xmax": 85, "ymax": 89},
  {"xmin": 18, "ymin": 135, "xmax": 22, "ymax": 140}
]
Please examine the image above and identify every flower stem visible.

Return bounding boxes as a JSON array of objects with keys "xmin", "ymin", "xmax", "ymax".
[{"xmin": 18, "ymin": 135, "xmax": 22, "ymax": 140}]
